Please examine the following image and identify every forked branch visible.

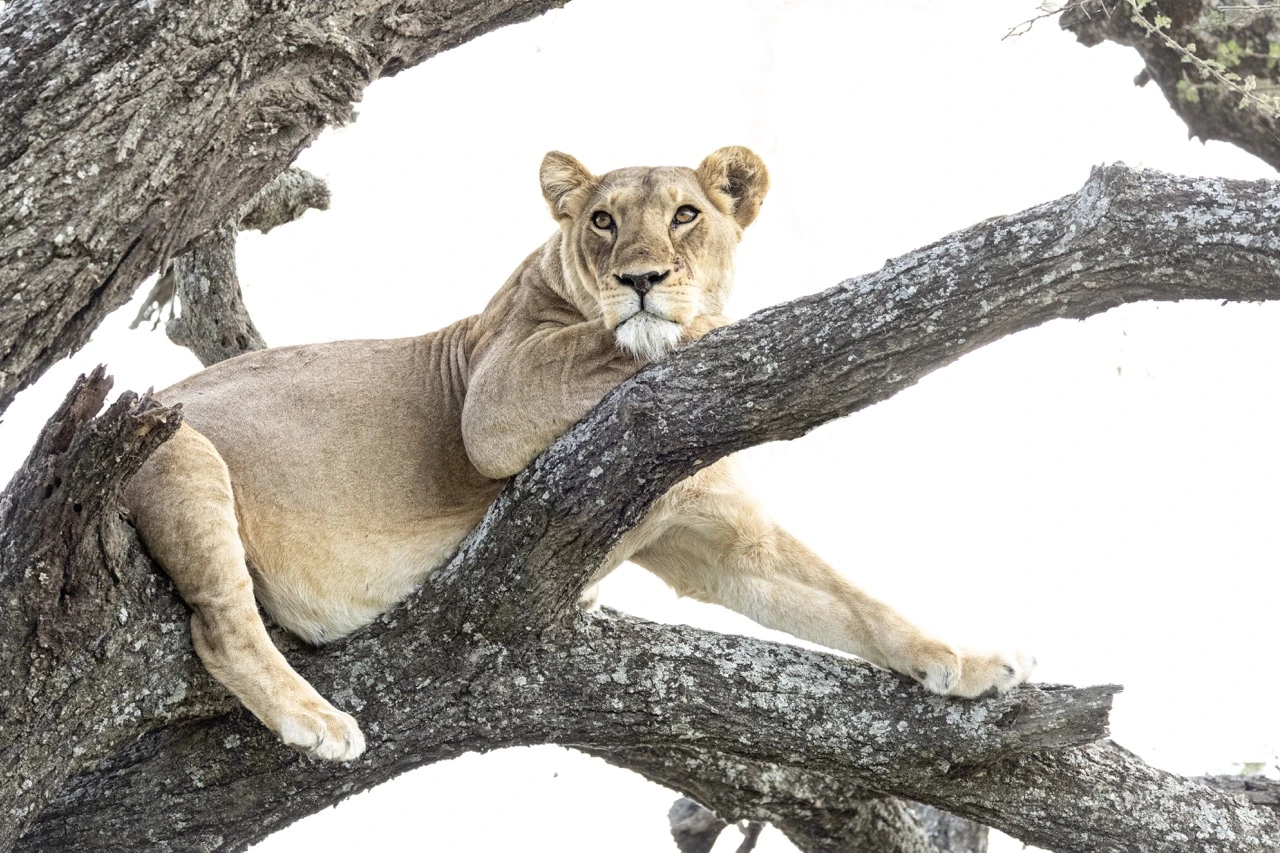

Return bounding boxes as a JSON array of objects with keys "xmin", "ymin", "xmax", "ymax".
[{"xmin": 129, "ymin": 167, "xmax": 330, "ymax": 366}]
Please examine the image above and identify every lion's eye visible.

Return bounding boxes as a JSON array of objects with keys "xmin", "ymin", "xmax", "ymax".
[
  {"xmin": 592, "ymin": 211, "xmax": 614, "ymax": 230},
  {"xmin": 672, "ymin": 205, "xmax": 699, "ymax": 226}
]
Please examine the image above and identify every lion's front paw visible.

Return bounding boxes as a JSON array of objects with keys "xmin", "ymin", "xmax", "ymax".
[
  {"xmin": 899, "ymin": 639, "xmax": 1035, "ymax": 698},
  {"xmin": 273, "ymin": 697, "xmax": 366, "ymax": 762},
  {"xmin": 681, "ymin": 313, "xmax": 732, "ymax": 343},
  {"xmin": 901, "ymin": 638, "xmax": 963, "ymax": 695},
  {"xmin": 948, "ymin": 648, "xmax": 1037, "ymax": 699}
]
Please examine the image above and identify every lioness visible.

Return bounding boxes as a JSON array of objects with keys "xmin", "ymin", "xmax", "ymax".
[{"xmin": 124, "ymin": 148, "xmax": 1033, "ymax": 761}]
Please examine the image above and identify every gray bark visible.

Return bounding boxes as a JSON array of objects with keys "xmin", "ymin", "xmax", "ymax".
[
  {"xmin": 1063, "ymin": 0, "xmax": 1280, "ymax": 171},
  {"xmin": 669, "ymin": 799, "xmax": 732, "ymax": 853},
  {"xmin": 663, "ymin": 774, "xmax": 987, "ymax": 853},
  {"xmin": 913, "ymin": 805, "xmax": 988, "ymax": 853},
  {"xmin": 164, "ymin": 222, "xmax": 267, "ymax": 366},
  {"xmin": 237, "ymin": 167, "xmax": 332, "ymax": 236},
  {"xmin": 130, "ymin": 167, "xmax": 328, "ymax": 366},
  {"xmin": 0, "ymin": 0, "xmax": 570, "ymax": 414},
  {"xmin": 1201, "ymin": 774, "xmax": 1280, "ymax": 813},
  {"xmin": 0, "ymin": 368, "xmax": 190, "ymax": 849},
  {"xmin": 4, "ymin": 164, "xmax": 1280, "ymax": 853}
]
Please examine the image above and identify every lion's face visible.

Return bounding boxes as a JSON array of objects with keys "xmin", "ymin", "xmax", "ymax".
[{"xmin": 540, "ymin": 147, "xmax": 769, "ymax": 360}]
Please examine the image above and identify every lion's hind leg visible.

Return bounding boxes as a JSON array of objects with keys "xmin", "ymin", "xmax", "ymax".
[{"xmin": 123, "ymin": 424, "xmax": 365, "ymax": 761}]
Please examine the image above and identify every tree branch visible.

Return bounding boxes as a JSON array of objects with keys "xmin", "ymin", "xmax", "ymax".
[
  {"xmin": 1063, "ymin": 0, "xmax": 1280, "ymax": 170},
  {"xmin": 162, "ymin": 222, "xmax": 267, "ymax": 366},
  {"xmin": 0, "ymin": 0, "xmax": 570, "ymax": 414},
  {"xmin": 128, "ymin": 167, "xmax": 329, "ymax": 366},
  {"xmin": 238, "ymin": 167, "xmax": 332, "ymax": 236},
  {"xmin": 14, "ymin": 604, "xmax": 1114, "ymax": 853},
  {"xmin": 657, "ymin": 761, "xmax": 989, "ymax": 852},
  {"xmin": 431, "ymin": 163, "xmax": 1280, "ymax": 635},
  {"xmin": 6, "ymin": 164, "xmax": 1280, "ymax": 853}
]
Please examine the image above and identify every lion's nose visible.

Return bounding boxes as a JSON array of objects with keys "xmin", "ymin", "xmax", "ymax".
[{"xmin": 614, "ymin": 270, "xmax": 670, "ymax": 295}]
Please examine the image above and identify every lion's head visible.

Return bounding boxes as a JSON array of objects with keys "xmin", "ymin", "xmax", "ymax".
[{"xmin": 539, "ymin": 147, "xmax": 769, "ymax": 360}]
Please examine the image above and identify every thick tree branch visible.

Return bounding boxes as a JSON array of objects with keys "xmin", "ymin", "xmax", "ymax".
[
  {"xmin": 0, "ymin": 0, "xmax": 570, "ymax": 414},
  {"xmin": 6, "ymin": 165, "xmax": 1280, "ymax": 853},
  {"xmin": 434, "ymin": 163, "xmax": 1280, "ymax": 637},
  {"xmin": 0, "ymin": 369, "xmax": 187, "ymax": 851},
  {"xmin": 1063, "ymin": 0, "xmax": 1280, "ymax": 170},
  {"xmin": 13, "ymin": 597, "xmax": 1115, "ymax": 852}
]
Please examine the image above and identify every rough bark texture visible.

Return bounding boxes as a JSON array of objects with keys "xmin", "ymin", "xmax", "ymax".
[
  {"xmin": 1064, "ymin": 0, "xmax": 1280, "ymax": 170},
  {"xmin": 4, "ymin": 164, "xmax": 1280, "ymax": 853},
  {"xmin": 669, "ymin": 799, "xmax": 733, "ymax": 853},
  {"xmin": 164, "ymin": 222, "xmax": 267, "ymax": 366},
  {"xmin": 0, "ymin": 0, "xmax": 570, "ymax": 414},
  {"xmin": 130, "ymin": 166, "xmax": 325, "ymax": 365},
  {"xmin": 666, "ymin": 789, "xmax": 987, "ymax": 853},
  {"xmin": 237, "ymin": 166, "xmax": 331, "ymax": 236},
  {"xmin": 0, "ymin": 368, "xmax": 188, "ymax": 850},
  {"xmin": 913, "ymin": 805, "xmax": 988, "ymax": 853}
]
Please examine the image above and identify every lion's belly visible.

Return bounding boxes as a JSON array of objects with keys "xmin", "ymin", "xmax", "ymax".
[
  {"xmin": 238, "ymin": 506, "xmax": 488, "ymax": 644},
  {"xmin": 154, "ymin": 329, "xmax": 503, "ymax": 645}
]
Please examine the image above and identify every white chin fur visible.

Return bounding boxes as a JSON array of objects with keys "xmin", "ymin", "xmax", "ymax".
[{"xmin": 615, "ymin": 313, "xmax": 682, "ymax": 361}]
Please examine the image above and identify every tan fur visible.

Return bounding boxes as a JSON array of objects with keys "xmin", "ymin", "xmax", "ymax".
[{"xmin": 123, "ymin": 148, "xmax": 1032, "ymax": 761}]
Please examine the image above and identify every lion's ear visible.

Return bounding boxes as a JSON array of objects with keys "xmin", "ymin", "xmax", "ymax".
[
  {"xmin": 695, "ymin": 147, "xmax": 770, "ymax": 228},
  {"xmin": 540, "ymin": 151, "xmax": 596, "ymax": 221}
]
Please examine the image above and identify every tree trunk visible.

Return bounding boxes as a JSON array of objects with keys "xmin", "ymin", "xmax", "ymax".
[{"xmin": 4, "ymin": 164, "xmax": 1280, "ymax": 853}]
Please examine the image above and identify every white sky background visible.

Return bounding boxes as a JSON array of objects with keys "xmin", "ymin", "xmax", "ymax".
[{"xmin": 3, "ymin": 0, "xmax": 1279, "ymax": 850}]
